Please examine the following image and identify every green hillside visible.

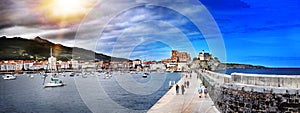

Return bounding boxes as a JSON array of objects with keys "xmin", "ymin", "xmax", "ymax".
[{"xmin": 0, "ymin": 36, "xmax": 128, "ymax": 61}]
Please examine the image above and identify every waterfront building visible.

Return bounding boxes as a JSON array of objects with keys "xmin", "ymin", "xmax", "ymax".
[
  {"xmin": 132, "ymin": 59, "xmax": 143, "ymax": 71},
  {"xmin": 23, "ymin": 60, "xmax": 31, "ymax": 70},
  {"xmin": 15, "ymin": 62, "xmax": 23, "ymax": 71},
  {"xmin": 161, "ymin": 50, "xmax": 190, "ymax": 72},
  {"xmin": 171, "ymin": 50, "xmax": 191, "ymax": 63},
  {"xmin": 133, "ymin": 59, "xmax": 142, "ymax": 66},
  {"xmin": 70, "ymin": 59, "xmax": 79, "ymax": 69},
  {"xmin": 0, "ymin": 64, "xmax": 5, "ymax": 71},
  {"xmin": 198, "ymin": 50, "xmax": 212, "ymax": 61},
  {"xmin": 31, "ymin": 61, "xmax": 44, "ymax": 70},
  {"xmin": 48, "ymin": 48, "xmax": 57, "ymax": 71},
  {"xmin": 48, "ymin": 56, "xmax": 56, "ymax": 70},
  {"xmin": 57, "ymin": 61, "xmax": 69, "ymax": 69}
]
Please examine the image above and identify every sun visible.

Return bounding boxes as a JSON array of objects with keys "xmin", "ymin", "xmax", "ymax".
[
  {"xmin": 49, "ymin": 0, "xmax": 87, "ymax": 17},
  {"xmin": 37, "ymin": 0, "xmax": 96, "ymax": 24}
]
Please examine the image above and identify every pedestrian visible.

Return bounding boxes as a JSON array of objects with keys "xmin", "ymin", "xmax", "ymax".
[
  {"xmin": 181, "ymin": 84, "xmax": 185, "ymax": 95},
  {"xmin": 198, "ymin": 87, "xmax": 202, "ymax": 98},
  {"xmin": 184, "ymin": 81, "xmax": 187, "ymax": 88},
  {"xmin": 176, "ymin": 84, "xmax": 179, "ymax": 95},
  {"xmin": 186, "ymin": 80, "xmax": 190, "ymax": 88},
  {"xmin": 190, "ymin": 74, "xmax": 192, "ymax": 78},
  {"xmin": 204, "ymin": 87, "xmax": 208, "ymax": 98}
]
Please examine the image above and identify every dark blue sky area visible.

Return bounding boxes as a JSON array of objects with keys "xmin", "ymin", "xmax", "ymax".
[{"xmin": 201, "ymin": 0, "xmax": 300, "ymax": 67}]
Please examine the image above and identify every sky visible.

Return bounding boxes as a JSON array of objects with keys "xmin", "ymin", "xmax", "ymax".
[{"xmin": 0, "ymin": 0, "xmax": 300, "ymax": 67}]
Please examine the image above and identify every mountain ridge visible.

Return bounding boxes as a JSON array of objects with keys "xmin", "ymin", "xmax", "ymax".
[{"xmin": 0, "ymin": 36, "xmax": 128, "ymax": 61}]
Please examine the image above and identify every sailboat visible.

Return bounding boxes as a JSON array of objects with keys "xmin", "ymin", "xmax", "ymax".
[{"xmin": 43, "ymin": 48, "xmax": 65, "ymax": 88}]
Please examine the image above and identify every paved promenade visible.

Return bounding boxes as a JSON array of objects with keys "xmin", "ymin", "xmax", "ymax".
[{"xmin": 148, "ymin": 71, "xmax": 219, "ymax": 113}]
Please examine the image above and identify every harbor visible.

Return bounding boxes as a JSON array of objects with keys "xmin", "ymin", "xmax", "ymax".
[
  {"xmin": 2, "ymin": 48, "xmax": 300, "ymax": 112},
  {"xmin": 0, "ymin": 72, "xmax": 182, "ymax": 113}
]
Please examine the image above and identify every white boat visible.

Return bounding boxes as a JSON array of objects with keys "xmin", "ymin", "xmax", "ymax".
[
  {"xmin": 44, "ymin": 77, "xmax": 64, "ymax": 87},
  {"xmin": 69, "ymin": 72, "xmax": 75, "ymax": 77},
  {"xmin": 142, "ymin": 73, "xmax": 149, "ymax": 78},
  {"xmin": 2, "ymin": 74, "xmax": 16, "ymax": 80}
]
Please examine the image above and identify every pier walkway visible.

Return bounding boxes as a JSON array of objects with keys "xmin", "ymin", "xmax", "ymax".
[{"xmin": 148, "ymin": 71, "xmax": 219, "ymax": 113}]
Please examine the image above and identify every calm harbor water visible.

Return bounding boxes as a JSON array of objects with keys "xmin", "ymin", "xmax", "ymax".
[
  {"xmin": 218, "ymin": 68, "xmax": 300, "ymax": 75},
  {"xmin": 0, "ymin": 72, "xmax": 182, "ymax": 113}
]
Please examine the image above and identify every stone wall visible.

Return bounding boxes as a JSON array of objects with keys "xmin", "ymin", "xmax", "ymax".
[
  {"xmin": 217, "ymin": 83, "xmax": 300, "ymax": 112},
  {"xmin": 231, "ymin": 73, "xmax": 300, "ymax": 88},
  {"xmin": 197, "ymin": 70, "xmax": 300, "ymax": 112}
]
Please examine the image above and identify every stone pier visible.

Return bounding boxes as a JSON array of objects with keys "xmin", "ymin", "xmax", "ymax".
[{"xmin": 148, "ymin": 71, "xmax": 219, "ymax": 113}]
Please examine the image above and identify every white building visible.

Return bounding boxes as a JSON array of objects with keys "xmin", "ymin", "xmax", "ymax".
[
  {"xmin": 150, "ymin": 64, "xmax": 166, "ymax": 71},
  {"xmin": 133, "ymin": 59, "xmax": 142, "ymax": 67},
  {"xmin": 71, "ymin": 59, "xmax": 79, "ymax": 69},
  {"xmin": 198, "ymin": 50, "xmax": 212, "ymax": 61},
  {"xmin": 48, "ymin": 48, "xmax": 57, "ymax": 70},
  {"xmin": 0, "ymin": 65, "xmax": 5, "ymax": 71}
]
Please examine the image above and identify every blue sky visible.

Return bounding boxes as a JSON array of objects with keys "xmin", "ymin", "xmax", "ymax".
[
  {"xmin": 203, "ymin": 0, "xmax": 300, "ymax": 67},
  {"xmin": 0, "ymin": 0, "xmax": 299, "ymax": 67}
]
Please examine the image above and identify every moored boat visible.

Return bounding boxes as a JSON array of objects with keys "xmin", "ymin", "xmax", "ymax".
[
  {"xmin": 142, "ymin": 73, "xmax": 149, "ymax": 78},
  {"xmin": 44, "ymin": 77, "xmax": 64, "ymax": 87},
  {"xmin": 2, "ymin": 74, "xmax": 16, "ymax": 80}
]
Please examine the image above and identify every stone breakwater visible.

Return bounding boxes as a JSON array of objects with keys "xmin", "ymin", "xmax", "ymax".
[
  {"xmin": 217, "ymin": 83, "xmax": 300, "ymax": 112},
  {"xmin": 231, "ymin": 73, "xmax": 300, "ymax": 88},
  {"xmin": 198, "ymin": 70, "xmax": 300, "ymax": 112}
]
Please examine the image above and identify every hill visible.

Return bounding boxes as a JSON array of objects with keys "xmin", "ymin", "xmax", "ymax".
[{"xmin": 0, "ymin": 36, "xmax": 128, "ymax": 61}]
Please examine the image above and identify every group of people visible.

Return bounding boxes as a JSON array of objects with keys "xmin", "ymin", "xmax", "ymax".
[
  {"xmin": 175, "ymin": 84, "xmax": 184, "ymax": 95},
  {"xmin": 175, "ymin": 80, "xmax": 190, "ymax": 95},
  {"xmin": 174, "ymin": 72, "xmax": 208, "ymax": 98},
  {"xmin": 185, "ymin": 73, "xmax": 192, "ymax": 79},
  {"xmin": 198, "ymin": 84, "xmax": 208, "ymax": 98}
]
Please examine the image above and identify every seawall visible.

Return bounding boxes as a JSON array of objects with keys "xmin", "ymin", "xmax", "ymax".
[{"xmin": 197, "ymin": 70, "xmax": 300, "ymax": 112}]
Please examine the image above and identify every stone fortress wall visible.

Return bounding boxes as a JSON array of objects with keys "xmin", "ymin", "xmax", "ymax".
[{"xmin": 197, "ymin": 70, "xmax": 300, "ymax": 112}]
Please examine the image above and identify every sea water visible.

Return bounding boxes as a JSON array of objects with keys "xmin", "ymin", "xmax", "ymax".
[{"xmin": 0, "ymin": 72, "xmax": 181, "ymax": 113}]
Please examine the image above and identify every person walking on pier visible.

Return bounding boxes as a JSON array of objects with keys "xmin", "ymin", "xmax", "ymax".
[
  {"xmin": 198, "ymin": 87, "xmax": 202, "ymax": 98},
  {"xmin": 204, "ymin": 87, "xmax": 208, "ymax": 98},
  {"xmin": 175, "ymin": 84, "xmax": 179, "ymax": 95},
  {"xmin": 186, "ymin": 80, "xmax": 190, "ymax": 88},
  {"xmin": 181, "ymin": 84, "xmax": 185, "ymax": 95}
]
